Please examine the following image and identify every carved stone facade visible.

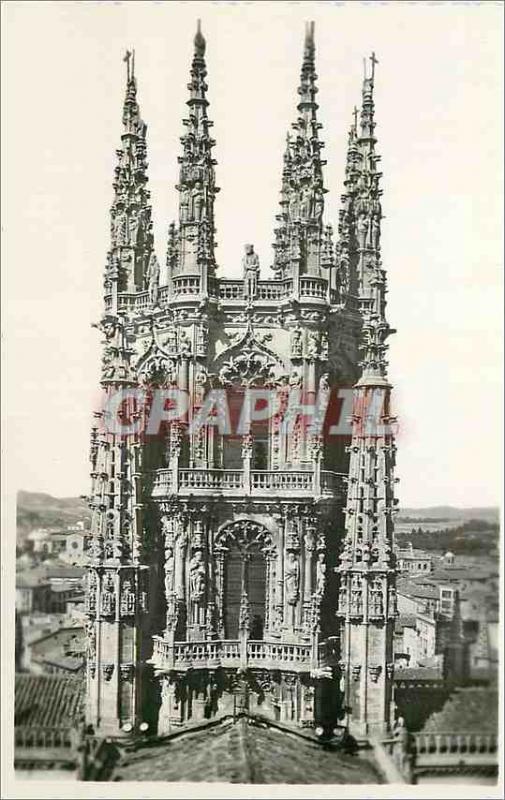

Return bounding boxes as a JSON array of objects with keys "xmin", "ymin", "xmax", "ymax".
[{"xmin": 84, "ymin": 25, "xmax": 397, "ymax": 740}]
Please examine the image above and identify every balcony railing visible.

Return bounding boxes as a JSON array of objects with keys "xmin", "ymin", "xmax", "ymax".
[
  {"xmin": 151, "ymin": 638, "xmax": 314, "ymax": 673},
  {"xmin": 105, "ymin": 276, "xmax": 332, "ymax": 314},
  {"xmin": 411, "ymin": 732, "xmax": 498, "ymax": 761},
  {"xmin": 148, "ymin": 468, "xmax": 345, "ymax": 498},
  {"xmin": 299, "ymin": 276, "xmax": 328, "ymax": 300}
]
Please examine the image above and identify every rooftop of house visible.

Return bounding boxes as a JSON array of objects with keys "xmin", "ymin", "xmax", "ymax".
[
  {"xmin": 32, "ymin": 653, "xmax": 84, "ymax": 672},
  {"xmin": 16, "ymin": 570, "xmax": 50, "ymax": 589},
  {"xmin": 397, "ymin": 580, "xmax": 440, "ymax": 600},
  {"xmin": 394, "ymin": 614, "xmax": 417, "ymax": 633},
  {"xmin": 109, "ymin": 715, "xmax": 384, "ymax": 784},
  {"xmin": 15, "ymin": 674, "xmax": 84, "ymax": 728},
  {"xmin": 16, "ymin": 563, "xmax": 85, "ymax": 588},
  {"xmin": 396, "ymin": 547, "xmax": 433, "ymax": 560},
  {"xmin": 394, "ymin": 666, "xmax": 444, "ymax": 682},
  {"xmin": 421, "ymin": 688, "xmax": 498, "ymax": 734}
]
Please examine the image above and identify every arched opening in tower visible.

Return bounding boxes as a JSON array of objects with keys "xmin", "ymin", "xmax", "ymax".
[{"xmin": 223, "ymin": 539, "xmax": 267, "ymax": 640}]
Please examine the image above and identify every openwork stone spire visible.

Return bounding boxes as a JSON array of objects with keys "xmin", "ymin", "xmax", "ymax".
[
  {"xmin": 168, "ymin": 20, "xmax": 219, "ymax": 293},
  {"xmin": 336, "ymin": 55, "xmax": 398, "ymax": 737},
  {"xmin": 106, "ymin": 51, "xmax": 154, "ymax": 300},
  {"xmin": 272, "ymin": 22, "xmax": 329, "ymax": 280}
]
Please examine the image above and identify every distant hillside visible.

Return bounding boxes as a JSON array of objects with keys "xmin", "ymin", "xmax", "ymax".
[
  {"xmin": 398, "ymin": 506, "xmax": 499, "ymax": 524},
  {"xmin": 17, "ymin": 491, "xmax": 90, "ymax": 545}
]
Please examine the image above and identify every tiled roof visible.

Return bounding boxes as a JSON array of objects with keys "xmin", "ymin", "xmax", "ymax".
[
  {"xmin": 16, "ymin": 570, "xmax": 50, "ymax": 589},
  {"xmin": 422, "ymin": 689, "xmax": 498, "ymax": 734},
  {"xmin": 395, "ymin": 614, "xmax": 417, "ymax": 632},
  {"xmin": 15, "ymin": 674, "xmax": 84, "ymax": 728},
  {"xmin": 397, "ymin": 582, "xmax": 439, "ymax": 600},
  {"xmin": 394, "ymin": 667, "xmax": 443, "ymax": 681},
  {"xmin": 112, "ymin": 716, "xmax": 384, "ymax": 784}
]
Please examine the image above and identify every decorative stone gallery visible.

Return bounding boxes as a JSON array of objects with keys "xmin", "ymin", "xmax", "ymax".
[{"xmin": 84, "ymin": 22, "xmax": 398, "ymax": 740}]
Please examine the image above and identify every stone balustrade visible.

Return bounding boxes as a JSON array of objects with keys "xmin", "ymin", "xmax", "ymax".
[
  {"xmin": 148, "ymin": 468, "xmax": 345, "ymax": 498},
  {"xmin": 151, "ymin": 638, "xmax": 314, "ymax": 673},
  {"xmin": 299, "ymin": 276, "xmax": 328, "ymax": 300},
  {"xmin": 15, "ymin": 726, "xmax": 75, "ymax": 750},
  {"xmin": 104, "ymin": 275, "xmax": 334, "ymax": 314},
  {"xmin": 411, "ymin": 732, "xmax": 498, "ymax": 760}
]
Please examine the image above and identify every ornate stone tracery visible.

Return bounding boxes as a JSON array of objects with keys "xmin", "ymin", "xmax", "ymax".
[{"xmin": 85, "ymin": 28, "xmax": 397, "ymax": 740}]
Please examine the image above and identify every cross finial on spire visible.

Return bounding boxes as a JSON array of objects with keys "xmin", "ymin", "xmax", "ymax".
[
  {"xmin": 370, "ymin": 51, "xmax": 378, "ymax": 82},
  {"xmin": 123, "ymin": 50, "xmax": 132, "ymax": 82}
]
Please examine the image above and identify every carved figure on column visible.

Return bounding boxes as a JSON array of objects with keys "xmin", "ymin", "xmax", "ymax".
[
  {"xmin": 101, "ymin": 573, "xmax": 116, "ymax": 616},
  {"xmin": 189, "ymin": 550, "xmax": 206, "ymax": 601},
  {"xmin": 146, "ymin": 252, "xmax": 160, "ymax": 306},
  {"xmin": 285, "ymin": 550, "xmax": 300, "ymax": 605},
  {"xmin": 315, "ymin": 552, "xmax": 326, "ymax": 598},
  {"xmin": 242, "ymin": 244, "xmax": 260, "ymax": 299},
  {"xmin": 120, "ymin": 578, "xmax": 136, "ymax": 616},
  {"xmin": 291, "ymin": 325, "xmax": 302, "ymax": 358},
  {"xmin": 164, "ymin": 545, "xmax": 175, "ymax": 597},
  {"xmin": 190, "ymin": 181, "xmax": 205, "ymax": 221}
]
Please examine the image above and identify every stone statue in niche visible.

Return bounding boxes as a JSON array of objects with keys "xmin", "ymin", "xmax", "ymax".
[
  {"xmin": 307, "ymin": 331, "xmax": 319, "ymax": 360},
  {"xmin": 101, "ymin": 573, "xmax": 116, "ymax": 616},
  {"xmin": 179, "ymin": 185, "xmax": 190, "ymax": 222},
  {"xmin": 338, "ymin": 582, "xmax": 348, "ymax": 613},
  {"xmin": 165, "ymin": 327, "xmax": 177, "ymax": 354},
  {"xmin": 315, "ymin": 552, "xmax": 326, "ymax": 598},
  {"xmin": 242, "ymin": 244, "xmax": 260, "ymax": 298},
  {"xmin": 190, "ymin": 180, "xmax": 205, "ymax": 221},
  {"xmin": 180, "ymin": 331, "xmax": 192, "ymax": 357},
  {"xmin": 146, "ymin": 252, "xmax": 160, "ymax": 306},
  {"xmin": 290, "ymin": 325, "xmax": 302, "ymax": 358},
  {"xmin": 189, "ymin": 551, "xmax": 206, "ymax": 601},
  {"xmin": 285, "ymin": 551, "xmax": 300, "ymax": 605},
  {"xmin": 299, "ymin": 184, "xmax": 313, "ymax": 220},
  {"xmin": 120, "ymin": 578, "xmax": 135, "ymax": 616},
  {"xmin": 350, "ymin": 574, "xmax": 363, "ymax": 615},
  {"xmin": 370, "ymin": 578, "xmax": 384, "ymax": 616},
  {"xmin": 356, "ymin": 211, "xmax": 367, "ymax": 249}
]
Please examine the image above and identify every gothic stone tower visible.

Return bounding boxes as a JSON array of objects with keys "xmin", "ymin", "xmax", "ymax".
[{"xmin": 84, "ymin": 24, "xmax": 398, "ymax": 740}]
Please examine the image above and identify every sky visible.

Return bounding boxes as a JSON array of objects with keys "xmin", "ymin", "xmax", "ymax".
[{"xmin": 3, "ymin": 1, "xmax": 503, "ymax": 507}]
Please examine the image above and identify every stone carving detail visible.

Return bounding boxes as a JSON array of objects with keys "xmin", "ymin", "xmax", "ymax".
[
  {"xmin": 352, "ymin": 664, "xmax": 361, "ymax": 682},
  {"xmin": 350, "ymin": 573, "xmax": 363, "ymax": 615},
  {"xmin": 146, "ymin": 252, "xmax": 160, "ymax": 306},
  {"xmin": 285, "ymin": 551, "xmax": 300, "ymax": 605},
  {"xmin": 120, "ymin": 578, "xmax": 136, "ymax": 616},
  {"xmin": 101, "ymin": 573, "xmax": 116, "ymax": 616},
  {"xmin": 189, "ymin": 551, "xmax": 206, "ymax": 601},
  {"xmin": 369, "ymin": 577, "xmax": 384, "ymax": 617},
  {"xmin": 120, "ymin": 663, "xmax": 134, "ymax": 681},
  {"xmin": 86, "ymin": 571, "xmax": 98, "ymax": 614},
  {"xmin": 242, "ymin": 244, "xmax": 260, "ymax": 298},
  {"xmin": 290, "ymin": 325, "xmax": 302, "ymax": 357},
  {"xmin": 315, "ymin": 552, "xmax": 326, "ymax": 598},
  {"xmin": 369, "ymin": 665, "xmax": 382, "ymax": 683},
  {"xmin": 103, "ymin": 663, "xmax": 114, "ymax": 682}
]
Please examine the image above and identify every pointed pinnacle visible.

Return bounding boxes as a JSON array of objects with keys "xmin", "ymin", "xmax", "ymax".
[
  {"xmin": 304, "ymin": 20, "xmax": 315, "ymax": 52},
  {"xmin": 194, "ymin": 19, "xmax": 206, "ymax": 57}
]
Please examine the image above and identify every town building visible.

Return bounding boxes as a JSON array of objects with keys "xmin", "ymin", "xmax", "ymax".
[{"xmin": 395, "ymin": 543, "xmax": 433, "ymax": 574}]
